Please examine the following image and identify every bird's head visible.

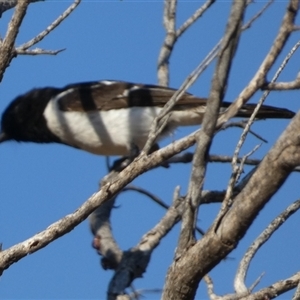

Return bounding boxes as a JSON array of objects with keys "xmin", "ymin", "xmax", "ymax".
[
  {"xmin": 0, "ymin": 88, "xmax": 62, "ymax": 144},
  {"xmin": 0, "ymin": 94, "xmax": 30, "ymax": 143}
]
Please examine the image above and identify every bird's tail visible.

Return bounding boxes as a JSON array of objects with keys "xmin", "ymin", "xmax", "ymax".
[{"xmin": 221, "ymin": 102, "xmax": 295, "ymax": 119}]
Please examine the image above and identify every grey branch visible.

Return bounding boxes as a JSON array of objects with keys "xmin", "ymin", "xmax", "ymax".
[
  {"xmin": 292, "ymin": 281, "xmax": 300, "ymax": 300},
  {"xmin": 240, "ymin": 272, "xmax": 300, "ymax": 300},
  {"xmin": 107, "ymin": 187, "xmax": 185, "ymax": 298},
  {"xmin": 17, "ymin": 0, "xmax": 81, "ymax": 51},
  {"xmin": 217, "ymin": 0, "xmax": 298, "ymax": 126},
  {"xmin": 157, "ymin": 0, "xmax": 271, "ymax": 87},
  {"xmin": 174, "ymin": 0, "xmax": 247, "ymax": 261},
  {"xmin": 220, "ymin": 120, "xmax": 268, "ymax": 143},
  {"xmin": 262, "ymin": 38, "xmax": 300, "ymax": 91},
  {"xmin": 0, "ymin": 0, "xmax": 30, "ymax": 82},
  {"xmin": 158, "ymin": 107, "xmax": 300, "ymax": 299},
  {"xmin": 219, "ymin": 30, "xmax": 300, "ymax": 218},
  {"xmin": 242, "ymin": 0, "xmax": 274, "ymax": 31},
  {"xmin": 89, "ymin": 196, "xmax": 123, "ymax": 270},
  {"xmin": 157, "ymin": 0, "xmax": 215, "ymax": 86},
  {"xmin": 204, "ymin": 275, "xmax": 220, "ymax": 300},
  {"xmin": 157, "ymin": 0, "xmax": 177, "ymax": 86},
  {"xmin": 123, "ymin": 185, "xmax": 205, "ymax": 235},
  {"xmin": 262, "ymin": 76, "xmax": 300, "ymax": 90},
  {"xmin": 176, "ymin": 0, "xmax": 215, "ymax": 38},
  {"xmin": 234, "ymin": 199, "xmax": 300, "ymax": 294},
  {"xmin": 16, "ymin": 47, "xmax": 65, "ymax": 55}
]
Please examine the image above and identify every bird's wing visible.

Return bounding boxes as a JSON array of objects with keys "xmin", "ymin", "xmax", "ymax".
[{"xmin": 56, "ymin": 80, "xmax": 208, "ymax": 112}]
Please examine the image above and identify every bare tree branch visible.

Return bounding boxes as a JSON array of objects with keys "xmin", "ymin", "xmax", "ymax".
[
  {"xmin": 162, "ymin": 1, "xmax": 247, "ymax": 298},
  {"xmin": 261, "ymin": 37, "xmax": 300, "ymax": 91},
  {"xmin": 292, "ymin": 281, "xmax": 300, "ymax": 300},
  {"xmin": 204, "ymin": 275, "xmax": 220, "ymax": 300},
  {"xmin": 217, "ymin": 0, "xmax": 299, "ymax": 126},
  {"xmin": 262, "ymin": 39, "xmax": 300, "ymax": 91},
  {"xmin": 16, "ymin": 47, "xmax": 65, "ymax": 55},
  {"xmin": 159, "ymin": 111, "xmax": 300, "ymax": 299},
  {"xmin": 89, "ymin": 196, "xmax": 123, "ymax": 270},
  {"xmin": 0, "ymin": 0, "xmax": 30, "ymax": 82},
  {"xmin": 242, "ymin": 0, "xmax": 274, "ymax": 30},
  {"xmin": 107, "ymin": 187, "xmax": 184, "ymax": 298},
  {"xmin": 157, "ymin": 0, "xmax": 216, "ymax": 86},
  {"xmin": 222, "ymin": 144, "xmax": 261, "ymax": 215},
  {"xmin": 262, "ymin": 75, "xmax": 300, "ymax": 90},
  {"xmin": 123, "ymin": 185, "xmax": 205, "ymax": 235},
  {"xmin": 240, "ymin": 272, "xmax": 300, "ymax": 300},
  {"xmin": 175, "ymin": 0, "xmax": 247, "ymax": 259},
  {"xmin": 157, "ymin": 0, "xmax": 177, "ymax": 86},
  {"xmin": 234, "ymin": 199, "xmax": 300, "ymax": 294},
  {"xmin": 176, "ymin": 0, "xmax": 215, "ymax": 38},
  {"xmin": 16, "ymin": 0, "xmax": 81, "ymax": 51},
  {"xmin": 127, "ymin": 288, "xmax": 162, "ymax": 300}
]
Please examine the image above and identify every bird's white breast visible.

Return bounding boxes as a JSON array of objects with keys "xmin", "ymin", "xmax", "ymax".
[{"xmin": 43, "ymin": 99, "xmax": 164, "ymax": 155}]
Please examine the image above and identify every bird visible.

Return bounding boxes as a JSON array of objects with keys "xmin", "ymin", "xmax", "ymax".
[{"xmin": 0, "ymin": 80, "xmax": 295, "ymax": 157}]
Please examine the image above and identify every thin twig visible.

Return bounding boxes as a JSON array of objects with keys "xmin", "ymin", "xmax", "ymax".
[
  {"xmin": 217, "ymin": 0, "xmax": 298, "ymax": 126},
  {"xmin": 242, "ymin": 0, "xmax": 274, "ymax": 30},
  {"xmin": 157, "ymin": 0, "xmax": 177, "ymax": 86},
  {"xmin": 128, "ymin": 288, "xmax": 162, "ymax": 300},
  {"xmin": 16, "ymin": 48, "xmax": 65, "ymax": 55},
  {"xmin": 262, "ymin": 40, "xmax": 300, "ymax": 90},
  {"xmin": 176, "ymin": 0, "xmax": 215, "ymax": 38},
  {"xmin": 214, "ymin": 27, "xmax": 300, "ymax": 229},
  {"xmin": 107, "ymin": 186, "xmax": 186, "ymax": 298},
  {"xmin": 220, "ymin": 120, "xmax": 268, "ymax": 143},
  {"xmin": 234, "ymin": 199, "xmax": 300, "ymax": 294},
  {"xmin": 204, "ymin": 274, "xmax": 220, "ymax": 300},
  {"xmin": 0, "ymin": 0, "xmax": 30, "ymax": 82},
  {"xmin": 175, "ymin": 0, "xmax": 247, "ymax": 258},
  {"xmin": 17, "ymin": 0, "xmax": 81, "ymax": 51},
  {"xmin": 249, "ymin": 272, "xmax": 265, "ymax": 292},
  {"xmin": 220, "ymin": 144, "xmax": 261, "ymax": 217},
  {"xmin": 123, "ymin": 185, "xmax": 205, "ymax": 235},
  {"xmin": 240, "ymin": 272, "xmax": 300, "ymax": 300},
  {"xmin": 292, "ymin": 280, "xmax": 300, "ymax": 300}
]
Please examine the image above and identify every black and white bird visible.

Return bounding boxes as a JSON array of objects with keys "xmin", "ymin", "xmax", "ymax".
[{"xmin": 0, "ymin": 80, "xmax": 295, "ymax": 156}]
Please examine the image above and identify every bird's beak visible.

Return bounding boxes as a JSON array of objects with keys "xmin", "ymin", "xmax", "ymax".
[{"xmin": 0, "ymin": 131, "xmax": 8, "ymax": 143}]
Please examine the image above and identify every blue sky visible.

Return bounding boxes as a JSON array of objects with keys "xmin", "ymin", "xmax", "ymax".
[{"xmin": 0, "ymin": 1, "xmax": 299, "ymax": 299}]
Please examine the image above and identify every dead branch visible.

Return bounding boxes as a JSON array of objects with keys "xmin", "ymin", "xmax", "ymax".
[
  {"xmin": 292, "ymin": 281, "xmax": 300, "ymax": 300},
  {"xmin": 16, "ymin": 0, "xmax": 81, "ymax": 52},
  {"xmin": 159, "ymin": 108, "xmax": 300, "ymax": 299},
  {"xmin": 176, "ymin": 0, "xmax": 215, "ymax": 38},
  {"xmin": 123, "ymin": 185, "xmax": 205, "ymax": 235},
  {"xmin": 262, "ymin": 40, "xmax": 300, "ymax": 90},
  {"xmin": 204, "ymin": 275, "xmax": 220, "ymax": 300},
  {"xmin": 234, "ymin": 199, "xmax": 300, "ymax": 294},
  {"xmin": 240, "ymin": 272, "xmax": 300, "ymax": 300},
  {"xmin": 0, "ymin": 0, "xmax": 30, "ymax": 82},
  {"xmin": 175, "ymin": 0, "xmax": 246, "ymax": 261},
  {"xmin": 107, "ymin": 187, "xmax": 184, "ymax": 298},
  {"xmin": 217, "ymin": 0, "xmax": 299, "ymax": 126},
  {"xmin": 242, "ymin": 0, "xmax": 274, "ymax": 30},
  {"xmin": 157, "ymin": 0, "xmax": 215, "ymax": 86},
  {"xmin": 16, "ymin": 47, "xmax": 65, "ymax": 55}
]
